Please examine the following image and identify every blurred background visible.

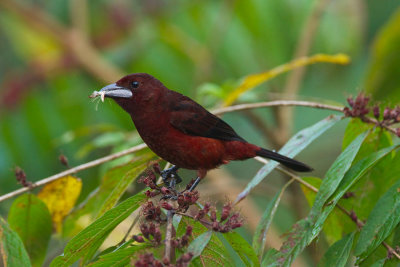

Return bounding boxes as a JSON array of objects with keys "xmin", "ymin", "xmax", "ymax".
[{"xmin": 1, "ymin": 0, "xmax": 400, "ymax": 265}]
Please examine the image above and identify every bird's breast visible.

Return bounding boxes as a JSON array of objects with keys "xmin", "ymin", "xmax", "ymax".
[
  {"xmin": 131, "ymin": 113, "xmax": 257, "ymax": 170},
  {"xmin": 138, "ymin": 125, "xmax": 226, "ymax": 170}
]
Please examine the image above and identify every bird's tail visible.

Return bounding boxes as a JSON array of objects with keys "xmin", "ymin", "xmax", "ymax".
[{"xmin": 256, "ymin": 148, "xmax": 312, "ymax": 172}]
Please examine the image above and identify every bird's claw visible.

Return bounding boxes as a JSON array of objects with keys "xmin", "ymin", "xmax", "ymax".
[
  {"xmin": 161, "ymin": 166, "xmax": 182, "ymax": 187},
  {"xmin": 161, "ymin": 195, "xmax": 178, "ymax": 201}
]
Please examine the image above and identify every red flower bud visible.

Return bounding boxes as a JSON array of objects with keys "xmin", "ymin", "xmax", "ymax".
[
  {"xmin": 220, "ymin": 203, "xmax": 231, "ymax": 222},
  {"xmin": 153, "ymin": 228, "xmax": 162, "ymax": 243},
  {"xmin": 231, "ymin": 222, "xmax": 243, "ymax": 229},
  {"xmin": 185, "ymin": 226, "xmax": 193, "ymax": 236},
  {"xmin": 180, "ymin": 252, "xmax": 193, "ymax": 262},
  {"xmin": 160, "ymin": 187, "xmax": 171, "ymax": 195},
  {"xmin": 59, "ymin": 154, "xmax": 69, "ymax": 167},
  {"xmin": 162, "ymin": 257, "xmax": 170, "ymax": 265},
  {"xmin": 133, "ymin": 235, "xmax": 145, "ymax": 243},
  {"xmin": 373, "ymin": 106, "xmax": 380, "ymax": 119},
  {"xmin": 212, "ymin": 221, "xmax": 220, "ymax": 231},
  {"xmin": 195, "ymin": 209, "xmax": 205, "ymax": 220},
  {"xmin": 384, "ymin": 107, "xmax": 391, "ymax": 120},
  {"xmin": 149, "ymin": 222, "xmax": 156, "ymax": 234},
  {"xmin": 140, "ymin": 224, "xmax": 150, "ymax": 239},
  {"xmin": 210, "ymin": 209, "xmax": 217, "ymax": 222},
  {"xmin": 160, "ymin": 201, "xmax": 174, "ymax": 210},
  {"xmin": 391, "ymin": 109, "xmax": 398, "ymax": 120},
  {"xmin": 347, "ymin": 97, "xmax": 354, "ymax": 107}
]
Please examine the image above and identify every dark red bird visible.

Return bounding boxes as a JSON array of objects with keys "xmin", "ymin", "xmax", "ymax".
[{"xmin": 92, "ymin": 73, "xmax": 312, "ymax": 190}]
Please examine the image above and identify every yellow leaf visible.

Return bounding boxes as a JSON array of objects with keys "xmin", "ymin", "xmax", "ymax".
[
  {"xmin": 38, "ymin": 176, "xmax": 82, "ymax": 232},
  {"xmin": 223, "ymin": 53, "xmax": 350, "ymax": 106}
]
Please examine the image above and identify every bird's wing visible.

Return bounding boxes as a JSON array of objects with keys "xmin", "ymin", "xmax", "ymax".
[{"xmin": 169, "ymin": 94, "xmax": 246, "ymax": 142}]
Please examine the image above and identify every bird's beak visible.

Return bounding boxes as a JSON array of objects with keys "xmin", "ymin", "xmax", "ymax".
[{"xmin": 98, "ymin": 83, "xmax": 133, "ymax": 99}]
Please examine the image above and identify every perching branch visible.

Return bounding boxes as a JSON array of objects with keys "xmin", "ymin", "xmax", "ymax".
[
  {"xmin": 164, "ymin": 210, "xmax": 176, "ymax": 263},
  {"xmin": 0, "ymin": 144, "xmax": 147, "ymax": 203},
  {"xmin": 212, "ymin": 100, "xmax": 344, "ymax": 115},
  {"xmin": 1, "ymin": 100, "xmax": 397, "ymax": 204}
]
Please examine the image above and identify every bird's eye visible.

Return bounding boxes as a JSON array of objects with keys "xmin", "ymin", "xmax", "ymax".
[{"xmin": 131, "ymin": 81, "xmax": 139, "ymax": 88}]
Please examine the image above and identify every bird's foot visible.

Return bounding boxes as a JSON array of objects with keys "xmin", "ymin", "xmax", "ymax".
[
  {"xmin": 161, "ymin": 166, "xmax": 182, "ymax": 187},
  {"xmin": 184, "ymin": 177, "xmax": 201, "ymax": 192},
  {"xmin": 160, "ymin": 194, "xmax": 178, "ymax": 201}
]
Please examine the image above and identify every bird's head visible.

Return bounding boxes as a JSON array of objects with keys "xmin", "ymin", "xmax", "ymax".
[{"xmin": 91, "ymin": 73, "xmax": 165, "ymax": 112}]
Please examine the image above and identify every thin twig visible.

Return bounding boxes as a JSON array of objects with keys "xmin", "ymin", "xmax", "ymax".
[
  {"xmin": 118, "ymin": 213, "xmax": 140, "ymax": 246},
  {"xmin": 0, "ymin": 144, "xmax": 147, "ymax": 203},
  {"xmin": 214, "ymin": 100, "xmax": 398, "ymax": 135},
  {"xmin": 335, "ymin": 205, "xmax": 400, "ymax": 259},
  {"xmin": 212, "ymin": 100, "xmax": 344, "ymax": 115},
  {"xmin": 175, "ymin": 212, "xmax": 213, "ymax": 228},
  {"xmin": 362, "ymin": 116, "xmax": 398, "ymax": 136},
  {"xmin": 254, "ymin": 157, "xmax": 319, "ymax": 192},
  {"xmin": 164, "ymin": 210, "xmax": 176, "ymax": 263}
]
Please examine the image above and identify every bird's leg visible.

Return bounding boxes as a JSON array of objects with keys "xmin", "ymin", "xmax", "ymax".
[
  {"xmin": 183, "ymin": 169, "xmax": 206, "ymax": 193},
  {"xmin": 188, "ymin": 177, "xmax": 201, "ymax": 192},
  {"xmin": 161, "ymin": 165, "xmax": 182, "ymax": 188},
  {"xmin": 160, "ymin": 166, "xmax": 182, "ymax": 200}
]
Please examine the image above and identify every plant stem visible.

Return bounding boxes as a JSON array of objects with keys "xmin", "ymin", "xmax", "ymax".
[{"xmin": 164, "ymin": 210, "xmax": 176, "ymax": 263}]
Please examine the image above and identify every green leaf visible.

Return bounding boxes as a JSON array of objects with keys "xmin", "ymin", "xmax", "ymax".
[
  {"xmin": 87, "ymin": 244, "xmax": 150, "ymax": 267},
  {"xmin": 342, "ymin": 118, "xmax": 373, "ymax": 150},
  {"xmin": 365, "ymin": 7, "xmax": 400, "ymax": 102},
  {"xmin": 82, "ymin": 228, "xmax": 114, "ymax": 265},
  {"xmin": 63, "ymin": 161, "xmax": 138, "ymax": 235},
  {"xmin": 76, "ymin": 132, "xmax": 126, "ymax": 159},
  {"xmin": 327, "ymin": 144, "xmax": 399, "ymax": 211},
  {"xmin": 236, "ymin": 115, "xmax": 341, "ymax": 202},
  {"xmin": 355, "ymin": 179, "xmax": 400, "ymax": 261},
  {"xmin": 224, "ymin": 231, "xmax": 259, "ymax": 267},
  {"xmin": 50, "ymin": 192, "xmax": 147, "ymax": 267},
  {"xmin": 96, "ymin": 154, "xmax": 154, "ymax": 218},
  {"xmin": 0, "ymin": 217, "xmax": 32, "ymax": 267},
  {"xmin": 318, "ymin": 232, "xmax": 355, "ymax": 267},
  {"xmin": 341, "ymin": 126, "xmax": 395, "ymax": 223},
  {"xmin": 265, "ymin": 144, "xmax": 399, "ymax": 266},
  {"xmin": 178, "ymin": 217, "xmax": 233, "ymax": 266},
  {"xmin": 8, "ymin": 194, "xmax": 52, "ymax": 267},
  {"xmin": 311, "ymin": 131, "xmax": 369, "ymax": 213},
  {"xmin": 261, "ymin": 249, "xmax": 280, "ymax": 266},
  {"xmin": 300, "ymin": 177, "xmax": 347, "ymax": 245},
  {"xmin": 369, "ymin": 258, "xmax": 386, "ymax": 267},
  {"xmin": 253, "ymin": 180, "xmax": 292, "ymax": 260},
  {"xmin": 187, "ymin": 231, "xmax": 212, "ymax": 259},
  {"xmin": 64, "ymin": 155, "xmax": 153, "ymax": 237},
  {"xmin": 314, "ymin": 145, "xmax": 399, "ymax": 244}
]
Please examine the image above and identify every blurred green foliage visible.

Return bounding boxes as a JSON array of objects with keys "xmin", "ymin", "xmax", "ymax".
[
  {"xmin": 1, "ymin": 1, "xmax": 400, "ymax": 265},
  {"xmin": 0, "ymin": 0, "xmax": 385, "ymax": 192}
]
